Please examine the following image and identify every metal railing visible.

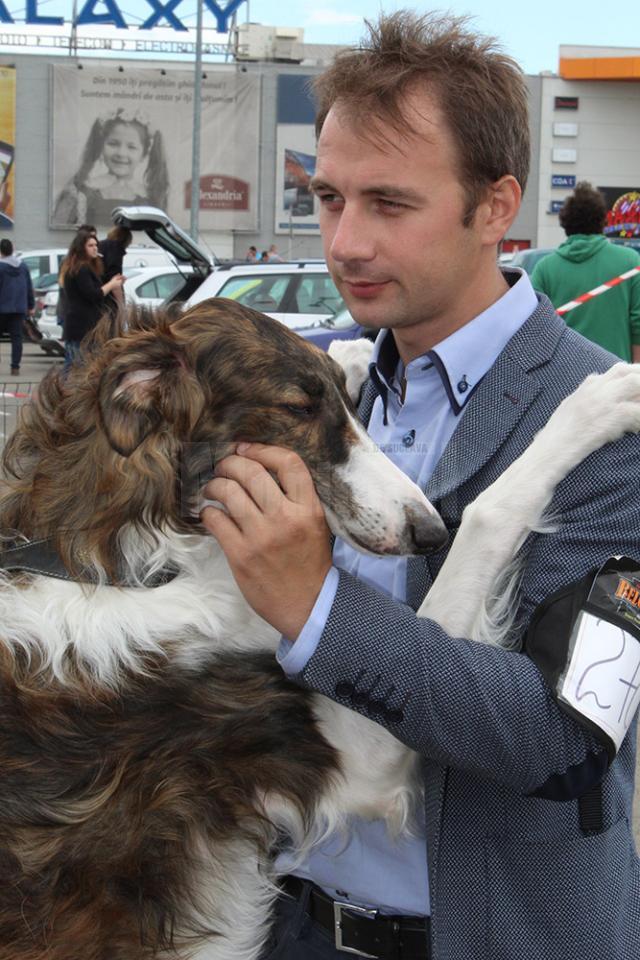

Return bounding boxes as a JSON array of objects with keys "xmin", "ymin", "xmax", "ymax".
[{"xmin": 0, "ymin": 380, "xmax": 38, "ymax": 453}]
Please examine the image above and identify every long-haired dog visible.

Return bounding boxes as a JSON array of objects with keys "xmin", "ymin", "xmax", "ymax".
[{"xmin": 0, "ymin": 299, "xmax": 639, "ymax": 960}]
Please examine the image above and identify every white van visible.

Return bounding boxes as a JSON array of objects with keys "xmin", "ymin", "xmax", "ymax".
[{"xmin": 18, "ymin": 245, "xmax": 172, "ymax": 285}]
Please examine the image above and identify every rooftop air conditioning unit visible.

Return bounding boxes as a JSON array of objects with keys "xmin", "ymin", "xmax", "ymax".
[{"xmin": 234, "ymin": 23, "xmax": 277, "ymax": 60}]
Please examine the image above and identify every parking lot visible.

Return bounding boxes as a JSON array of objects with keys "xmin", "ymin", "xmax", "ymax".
[{"xmin": 0, "ymin": 341, "xmax": 60, "ymax": 450}]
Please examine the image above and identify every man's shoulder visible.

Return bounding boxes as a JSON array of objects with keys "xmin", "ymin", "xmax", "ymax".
[
  {"xmin": 503, "ymin": 298, "xmax": 619, "ymax": 395},
  {"xmin": 607, "ymin": 242, "xmax": 640, "ymax": 271}
]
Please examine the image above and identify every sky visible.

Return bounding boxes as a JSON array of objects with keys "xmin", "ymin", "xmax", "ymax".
[
  {"xmin": 242, "ymin": 0, "xmax": 637, "ymax": 76},
  {"xmin": 3, "ymin": 0, "xmax": 637, "ymax": 75}
]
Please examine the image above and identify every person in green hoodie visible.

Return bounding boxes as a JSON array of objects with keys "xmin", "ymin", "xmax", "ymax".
[{"xmin": 531, "ymin": 181, "xmax": 640, "ymax": 361}]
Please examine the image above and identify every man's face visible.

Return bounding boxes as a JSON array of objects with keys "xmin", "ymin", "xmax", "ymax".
[{"xmin": 313, "ymin": 91, "xmax": 497, "ymax": 357}]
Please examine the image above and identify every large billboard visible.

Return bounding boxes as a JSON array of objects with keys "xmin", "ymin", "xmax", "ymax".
[
  {"xmin": 0, "ymin": 65, "xmax": 16, "ymax": 230},
  {"xmin": 274, "ymin": 74, "xmax": 319, "ymax": 237},
  {"xmin": 50, "ymin": 63, "xmax": 260, "ymax": 231},
  {"xmin": 600, "ymin": 186, "xmax": 640, "ymax": 239}
]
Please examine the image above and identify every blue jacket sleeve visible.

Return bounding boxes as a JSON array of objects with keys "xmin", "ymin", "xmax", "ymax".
[{"xmin": 296, "ymin": 427, "xmax": 640, "ymax": 797}]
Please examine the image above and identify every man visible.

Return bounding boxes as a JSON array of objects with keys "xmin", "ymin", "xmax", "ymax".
[
  {"xmin": 0, "ymin": 237, "xmax": 34, "ymax": 375},
  {"xmin": 531, "ymin": 180, "xmax": 640, "ymax": 361},
  {"xmin": 202, "ymin": 13, "xmax": 640, "ymax": 960}
]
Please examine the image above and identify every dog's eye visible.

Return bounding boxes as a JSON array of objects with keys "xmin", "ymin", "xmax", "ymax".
[{"xmin": 282, "ymin": 403, "xmax": 315, "ymax": 418}]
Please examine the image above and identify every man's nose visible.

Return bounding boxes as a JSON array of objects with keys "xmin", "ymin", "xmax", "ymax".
[{"xmin": 329, "ymin": 206, "xmax": 375, "ymax": 264}]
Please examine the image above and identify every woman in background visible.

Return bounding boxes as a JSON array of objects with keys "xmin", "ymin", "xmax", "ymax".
[
  {"xmin": 98, "ymin": 224, "xmax": 133, "ymax": 317},
  {"xmin": 53, "ymin": 109, "xmax": 169, "ymax": 227},
  {"xmin": 59, "ymin": 229, "xmax": 123, "ymax": 373}
]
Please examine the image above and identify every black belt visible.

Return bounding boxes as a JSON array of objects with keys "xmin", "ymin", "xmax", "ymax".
[{"xmin": 281, "ymin": 875, "xmax": 430, "ymax": 959}]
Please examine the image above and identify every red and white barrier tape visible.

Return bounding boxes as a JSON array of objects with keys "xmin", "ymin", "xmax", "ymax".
[{"xmin": 556, "ymin": 266, "xmax": 640, "ymax": 315}]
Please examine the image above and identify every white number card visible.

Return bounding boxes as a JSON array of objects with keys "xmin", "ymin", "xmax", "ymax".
[{"xmin": 559, "ymin": 611, "xmax": 640, "ymax": 753}]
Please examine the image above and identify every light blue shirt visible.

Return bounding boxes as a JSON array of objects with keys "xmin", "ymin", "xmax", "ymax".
[{"xmin": 277, "ymin": 270, "xmax": 538, "ymax": 915}]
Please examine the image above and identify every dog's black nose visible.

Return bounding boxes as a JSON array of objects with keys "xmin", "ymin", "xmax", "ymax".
[{"xmin": 407, "ymin": 510, "xmax": 449, "ymax": 554}]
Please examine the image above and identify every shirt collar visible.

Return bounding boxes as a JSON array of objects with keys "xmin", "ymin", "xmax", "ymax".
[{"xmin": 370, "ymin": 268, "xmax": 537, "ymax": 417}]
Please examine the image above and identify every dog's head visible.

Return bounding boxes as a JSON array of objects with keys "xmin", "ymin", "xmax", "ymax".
[{"xmin": 2, "ymin": 300, "xmax": 446, "ymax": 574}]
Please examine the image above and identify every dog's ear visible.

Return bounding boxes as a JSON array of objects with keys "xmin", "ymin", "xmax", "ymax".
[{"xmin": 98, "ymin": 334, "xmax": 202, "ymax": 457}]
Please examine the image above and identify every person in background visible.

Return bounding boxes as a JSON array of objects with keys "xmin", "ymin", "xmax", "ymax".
[
  {"xmin": 59, "ymin": 230, "xmax": 123, "ymax": 373},
  {"xmin": 245, "ymin": 245, "xmax": 258, "ymax": 262},
  {"xmin": 56, "ymin": 225, "xmax": 99, "ymax": 338},
  {"xmin": 267, "ymin": 243, "xmax": 284, "ymax": 262},
  {"xmin": 531, "ymin": 181, "xmax": 640, "ymax": 361},
  {"xmin": 0, "ymin": 237, "xmax": 34, "ymax": 375},
  {"xmin": 201, "ymin": 12, "xmax": 640, "ymax": 960},
  {"xmin": 98, "ymin": 224, "xmax": 133, "ymax": 317}
]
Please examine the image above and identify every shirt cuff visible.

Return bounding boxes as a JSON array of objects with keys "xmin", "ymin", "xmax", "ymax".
[{"xmin": 277, "ymin": 566, "xmax": 340, "ymax": 676}]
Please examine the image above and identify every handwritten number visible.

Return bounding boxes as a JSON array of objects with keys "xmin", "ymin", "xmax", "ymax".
[{"xmin": 575, "ymin": 620, "xmax": 626, "ymax": 710}]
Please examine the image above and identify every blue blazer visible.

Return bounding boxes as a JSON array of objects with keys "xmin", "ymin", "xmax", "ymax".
[{"xmin": 299, "ymin": 297, "xmax": 640, "ymax": 960}]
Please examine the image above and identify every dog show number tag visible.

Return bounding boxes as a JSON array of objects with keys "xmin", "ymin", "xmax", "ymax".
[{"xmin": 559, "ymin": 610, "xmax": 640, "ymax": 753}]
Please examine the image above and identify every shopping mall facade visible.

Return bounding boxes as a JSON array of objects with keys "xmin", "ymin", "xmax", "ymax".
[{"xmin": 1, "ymin": 14, "xmax": 639, "ymax": 259}]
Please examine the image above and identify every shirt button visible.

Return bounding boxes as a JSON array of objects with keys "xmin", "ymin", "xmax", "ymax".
[
  {"xmin": 457, "ymin": 375, "xmax": 469, "ymax": 393},
  {"xmin": 402, "ymin": 430, "xmax": 415, "ymax": 447}
]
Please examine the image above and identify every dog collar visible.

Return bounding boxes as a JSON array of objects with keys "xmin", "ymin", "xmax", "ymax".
[{"xmin": 0, "ymin": 538, "xmax": 178, "ymax": 588}]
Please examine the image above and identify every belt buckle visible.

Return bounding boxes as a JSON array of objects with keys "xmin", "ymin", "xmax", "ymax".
[{"xmin": 333, "ymin": 900, "xmax": 379, "ymax": 958}]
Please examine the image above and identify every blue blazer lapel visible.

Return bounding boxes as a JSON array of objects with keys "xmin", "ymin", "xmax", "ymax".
[
  {"xmin": 426, "ymin": 298, "xmax": 564, "ymax": 502},
  {"xmin": 425, "ymin": 355, "xmax": 541, "ymax": 502}
]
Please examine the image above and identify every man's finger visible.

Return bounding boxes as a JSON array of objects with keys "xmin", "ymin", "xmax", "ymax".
[
  {"xmin": 211, "ymin": 454, "xmax": 285, "ymax": 514},
  {"xmin": 204, "ymin": 476, "xmax": 262, "ymax": 532},
  {"xmin": 200, "ymin": 502, "xmax": 245, "ymax": 551},
  {"xmin": 234, "ymin": 443, "xmax": 318, "ymax": 505}
]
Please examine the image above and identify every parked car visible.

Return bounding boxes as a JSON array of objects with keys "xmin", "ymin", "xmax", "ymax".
[
  {"xmin": 509, "ymin": 247, "xmax": 555, "ymax": 275},
  {"xmin": 18, "ymin": 249, "xmax": 67, "ymax": 285},
  {"xmin": 188, "ymin": 262, "xmax": 369, "ymax": 349},
  {"xmin": 37, "ymin": 290, "xmax": 65, "ymax": 356},
  {"xmin": 18, "ymin": 245, "xmax": 174, "ymax": 287},
  {"xmin": 610, "ymin": 236, "xmax": 640, "ymax": 253},
  {"xmin": 111, "ymin": 206, "xmax": 213, "ymax": 305},
  {"xmin": 110, "ymin": 206, "xmax": 368, "ymax": 349},
  {"xmin": 37, "ymin": 264, "xmax": 195, "ymax": 357},
  {"xmin": 33, "ymin": 272, "xmax": 60, "ymax": 320},
  {"xmin": 123, "ymin": 265, "xmax": 195, "ymax": 308}
]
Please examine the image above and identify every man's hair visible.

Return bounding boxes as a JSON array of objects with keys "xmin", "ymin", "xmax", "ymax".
[
  {"xmin": 559, "ymin": 181, "xmax": 607, "ymax": 236},
  {"xmin": 0, "ymin": 238, "xmax": 13, "ymax": 256},
  {"xmin": 313, "ymin": 11, "xmax": 530, "ymax": 224}
]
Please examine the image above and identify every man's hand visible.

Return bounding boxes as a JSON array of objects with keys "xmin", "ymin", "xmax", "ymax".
[{"xmin": 200, "ymin": 443, "xmax": 333, "ymax": 640}]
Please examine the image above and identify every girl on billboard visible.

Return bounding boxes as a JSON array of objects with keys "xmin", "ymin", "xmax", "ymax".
[{"xmin": 53, "ymin": 108, "xmax": 169, "ymax": 227}]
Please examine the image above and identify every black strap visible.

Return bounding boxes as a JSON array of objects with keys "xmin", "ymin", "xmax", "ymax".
[
  {"xmin": 0, "ymin": 538, "xmax": 178, "ymax": 588},
  {"xmin": 578, "ymin": 785, "xmax": 604, "ymax": 835}
]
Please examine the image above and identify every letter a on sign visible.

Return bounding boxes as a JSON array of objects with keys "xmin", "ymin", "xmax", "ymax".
[
  {"xmin": 76, "ymin": 0, "xmax": 128, "ymax": 28},
  {"xmin": 140, "ymin": 0, "xmax": 188, "ymax": 31}
]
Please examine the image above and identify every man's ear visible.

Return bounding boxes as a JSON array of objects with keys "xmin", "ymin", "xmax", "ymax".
[
  {"xmin": 481, "ymin": 175, "xmax": 522, "ymax": 247},
  {"xmin": 98, "ymin": 334, "xmax": 202, "ymax": 457}
]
